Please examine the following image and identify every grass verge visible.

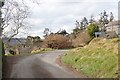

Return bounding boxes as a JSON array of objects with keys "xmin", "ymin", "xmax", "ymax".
[
  {"xmin": 5, "ymin": 48, "xmax": 54, "ymax": 56},
  {"xmin": 62, "ymin": 38, "xmax": 119, "ymax": 78},
  {"xmin": 31, "ymin": 48, "xmax": 53, "ymax": 54}
]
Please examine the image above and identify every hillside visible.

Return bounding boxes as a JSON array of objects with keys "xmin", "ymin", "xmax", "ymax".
[
  {"xmin": 62, "ymin": 38, "xmax": 119, "ymax": 78},
  {"xmin": 3, "ymin": 38, "xmax": 26, "ymax": 46}
]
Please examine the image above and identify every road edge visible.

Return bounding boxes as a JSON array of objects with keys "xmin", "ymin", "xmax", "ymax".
[{"xmin": 56, "ymin": 54, "xmax": 88, "ymax": 78}]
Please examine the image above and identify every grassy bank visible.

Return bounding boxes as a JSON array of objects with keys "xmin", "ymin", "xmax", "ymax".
[{"xmin": 62, "ymin": 38, "xmax": 119, "ymax": 78}]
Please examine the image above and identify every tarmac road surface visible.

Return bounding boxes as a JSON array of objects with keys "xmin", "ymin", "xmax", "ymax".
[{"xmin": 9, "ymin": 50, "xmax": 86, "ymax": 78}]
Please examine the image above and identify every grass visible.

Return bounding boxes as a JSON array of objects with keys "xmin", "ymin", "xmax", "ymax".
[
  {"xmin": 62, "ymin": 38, "xmax": 119, "ymax": 78},
  {"xmin": 31, "ymin": 48, "xmax": 53, "ymax": 54}
]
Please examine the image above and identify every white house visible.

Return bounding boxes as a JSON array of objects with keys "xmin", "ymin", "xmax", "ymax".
[
  {"xmin": 95, "ymin": 20, "xmax": 120, "ymax": 38},
  {"xmin": 106, "ymin": 20, "xmax": 120, "ymax": 36}
]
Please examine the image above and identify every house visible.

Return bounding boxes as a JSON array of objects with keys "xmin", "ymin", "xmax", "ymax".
[
  {"xmin": 95, "ymin": 20, "xmax": 120, "ymax": 38},
  {"xmin": 106, "ymin": 20, "xmax": 120, "ymax": 36}
]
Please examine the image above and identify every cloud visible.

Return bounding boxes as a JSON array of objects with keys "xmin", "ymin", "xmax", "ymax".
[
  {"xmin": 29, "ymin": 29, "xmax": 44, "ymax": 37},
  {"xmin": 28, "ymin": 18, "xmax": 44, "ymax": 26},
  {"xmin": 14, "ymin": 0, "xmax": 119, "ymax": 38}
]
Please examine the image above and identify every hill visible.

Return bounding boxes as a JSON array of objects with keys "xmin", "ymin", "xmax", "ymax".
[
  {"xmin": 62, "ymin": 38, "xmax": 119, "ymax": 78},
  {"xmin": 3, "ymin": 38, "xmax": 26, "ymax": 46}
]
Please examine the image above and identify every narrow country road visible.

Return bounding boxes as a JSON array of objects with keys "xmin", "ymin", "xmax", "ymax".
[{"xmin": 6, "ymin": 50, "xmax": 86, "ymax": 78}]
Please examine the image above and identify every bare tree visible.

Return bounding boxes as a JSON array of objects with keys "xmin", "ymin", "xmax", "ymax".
[
  {"xmin": 89, "ymin": 15, "xmax": 95, "ymax": 23},
  {"xmin": 1, "ymin": 0, "xmax": 40, "ymax": 41},
  {"xmin": 81, "ymin": 17, "xmax": 88, "ymax": 29},
  {"xmin": 99, "ymin": 10, "xmax": 109, "ymax": 31},
  {"xmin": 0, "ymin": 1, "xmax": 4, "ymax": 37},
  {"xmin": 109, "ymin": 12, "xmax": 114, "ymax": 22},
  {"xmin": 75, "ymin": 20, "xmax": 80, "ymax": 28},
  {"xmin": 43, "ymin": 28, "xmax": 51, "ymax": 38},
  {"xmin": 1, "ymin": 0, "xmax": 30, "ymax": 42}
]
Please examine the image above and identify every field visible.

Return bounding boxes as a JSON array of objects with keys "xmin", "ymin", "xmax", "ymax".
[{"xmin": 62, "ymin": 38, "xmax": 119, "ymax": 78}]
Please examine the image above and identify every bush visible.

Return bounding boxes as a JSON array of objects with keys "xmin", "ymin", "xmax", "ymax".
[
  {"xmin": 44, "ymin": 34, "xmax": 71, "ymax": 49},
  {"xmin": 88, "ymin": 23, "xmax": 99, "ymax": 37},
  {"xmin": 31, "ymin": 48, "xmax": 52, "ymax": 54},
  {"xmin": 72, "ymin": 30, "xmax": 92, "ymax": 47},
  {"xmin": 72, "ymin": 28, "xmax": 82, "ymax": 38}
]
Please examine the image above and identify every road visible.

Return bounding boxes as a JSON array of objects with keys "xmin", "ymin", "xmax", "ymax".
[{"xmin": 8, "ymin": 50, "xmax": 86, "ymax": 78}]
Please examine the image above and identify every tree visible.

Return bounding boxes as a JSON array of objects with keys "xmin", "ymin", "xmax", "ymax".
[
  {"xmin": 1, "ymin": 0, "xmax": 40, "ymax": 40},
  {"xmin": 109, "ymin": 12, "xmax": 114, "ymax": 22},
  {"xmin": 1, "ymin": 0, "xmax": 30, "ymax": 42},
  {"xmin": 72, "ymin": 19, "xmax": 87, "ymax": 39},
  {"xmin": 72, "ymin": 27, "xmax": 81, "ymax": 38},
  {"xmin": 99, "ymin": 10, "xmax": 109, "ymax": 31},
  {"xmin": 81, "ymin": 17, "xmax": 88, "ymax": 29},
  {"xmin": 34, "ymin": 36, "xmax": 41, "ymax": 42},
  {"xmin": 0, "ymin": 1, "xmax": 4, "ymax": 37},
  {"xmin": 75, "ymin": 20, "xmax": 80, "ymax": 28},
  {"xmin": 56, "ymin": 29, "xmax": 68, "ymax": 36},
  {"xmin": 89, "ymin": 15, "xmax": 95, "ymax": 23},
  {"xmin": 88, "ymin": 23, "xmax": 99, "ymax": 37},
  {"xmin": 0, "ymin": 1, "xmax": 5, "ymax": 56},
  {"xmin": 26, "ymin": 36, "xmax": 41, "ymax": 48},
  {"xmin": 43, "ymin": 28, "xmax": 51, "ymax": 38},
  {"xmin": 103, "ymin": 10, "xmax": 109, "ymax": 24}
]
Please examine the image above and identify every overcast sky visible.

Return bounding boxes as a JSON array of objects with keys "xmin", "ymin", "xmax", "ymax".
[{"xmin": 16, "ymin": 0, "xmax": 119, "ymax": 38}]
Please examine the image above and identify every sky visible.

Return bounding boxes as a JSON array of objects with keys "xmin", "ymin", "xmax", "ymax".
[{"xmin": 6, "ymin": 0, "xmax": 120, "ymax": 38}]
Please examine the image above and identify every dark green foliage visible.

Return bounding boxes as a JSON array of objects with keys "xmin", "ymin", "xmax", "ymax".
[
  {"xmin": 26, "ymin": 36, "xmax": 41, "ymax": 47},
  {"xmin": 88, "ymin": 23, "xmax": 99, "ymax": 37}
]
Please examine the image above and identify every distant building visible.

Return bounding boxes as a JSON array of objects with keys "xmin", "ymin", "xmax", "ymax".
[
  {"xmin": 95, "ymin": 20, "xmax": 120, "ymax": 38},
  {"xmin": 106, "ymin": 20, "xmax": 120, "ymax": 36}
]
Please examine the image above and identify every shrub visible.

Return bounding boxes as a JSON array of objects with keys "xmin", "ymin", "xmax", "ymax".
[
  {"xmin": 88, "ymin": 23, "xmax": 99, "ymax": 37},
  {"xmin": 31, "ymin": 48, "xmax": 52, "ymax": 54},
  {"xmin": 44, "ymin": 34, "xmax": 71, "ymax": 49},
  {"xmin": 72, "ymin": 30, "xmax": 92, "ymax": 47}
]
